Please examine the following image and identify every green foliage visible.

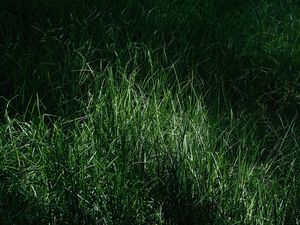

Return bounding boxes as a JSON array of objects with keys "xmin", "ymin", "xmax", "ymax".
[{"xmin": 0, "ymin": 0, "xmax": 299, "ymax": 224}]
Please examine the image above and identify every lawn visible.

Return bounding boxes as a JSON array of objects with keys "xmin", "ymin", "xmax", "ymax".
[{"xmin": 0, "ymin": 0, "xmax": 299, "ymax": 224}]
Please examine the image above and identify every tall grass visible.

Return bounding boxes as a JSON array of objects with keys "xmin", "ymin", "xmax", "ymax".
[
  {"xmin": 0, "ymin": 0, "xmax": 299, "ymax": 224},
  {"xmin": 1, "ymin": 62, "xmax": 298, "ymax": 224}
]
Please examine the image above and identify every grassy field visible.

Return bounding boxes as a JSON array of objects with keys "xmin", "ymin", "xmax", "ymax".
[{"xmin": 0, "ymin": 0, "xmax": 300, "ymax": 224}]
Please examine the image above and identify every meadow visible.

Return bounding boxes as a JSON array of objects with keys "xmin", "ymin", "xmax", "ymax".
[{"xmin": 0, "ymin": 0, "xmax": 299, "ymax": 224}]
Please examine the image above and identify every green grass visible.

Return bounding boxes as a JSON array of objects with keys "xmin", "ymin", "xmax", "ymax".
[{"xmin": 1, "ymin": 0, "xmax": 300, "ymax": 224}]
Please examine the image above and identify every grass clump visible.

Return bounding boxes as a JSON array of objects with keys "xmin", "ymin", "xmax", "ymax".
[{"xmin": 1, "ymin": 64, "xmax": 299, "ymax": 224}]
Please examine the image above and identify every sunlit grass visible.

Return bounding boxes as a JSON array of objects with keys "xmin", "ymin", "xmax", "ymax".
[{"xmin": 1, "ymin": 63, "xmax": 298, "ymax": 224}]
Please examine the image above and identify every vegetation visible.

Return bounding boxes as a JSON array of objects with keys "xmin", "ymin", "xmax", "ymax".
[{"xmin": 0, "ymin": 0, "xmax": 299, "ymax": 224}]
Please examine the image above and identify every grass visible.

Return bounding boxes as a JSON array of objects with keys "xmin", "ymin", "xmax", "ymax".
[{"xmin": 1, "ymin": 0, "xmax": 300, "ymax": 224}]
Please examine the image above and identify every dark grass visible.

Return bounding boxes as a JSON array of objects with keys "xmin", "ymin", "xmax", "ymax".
[{"xmin": 0, "ymin": 0, "xmax": 300, "ymax": 224}]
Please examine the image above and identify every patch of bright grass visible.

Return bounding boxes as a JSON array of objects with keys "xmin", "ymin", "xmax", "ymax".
[{"xmin": 1, "ymin": 63, "xmax": 299, "ymax": 224}]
